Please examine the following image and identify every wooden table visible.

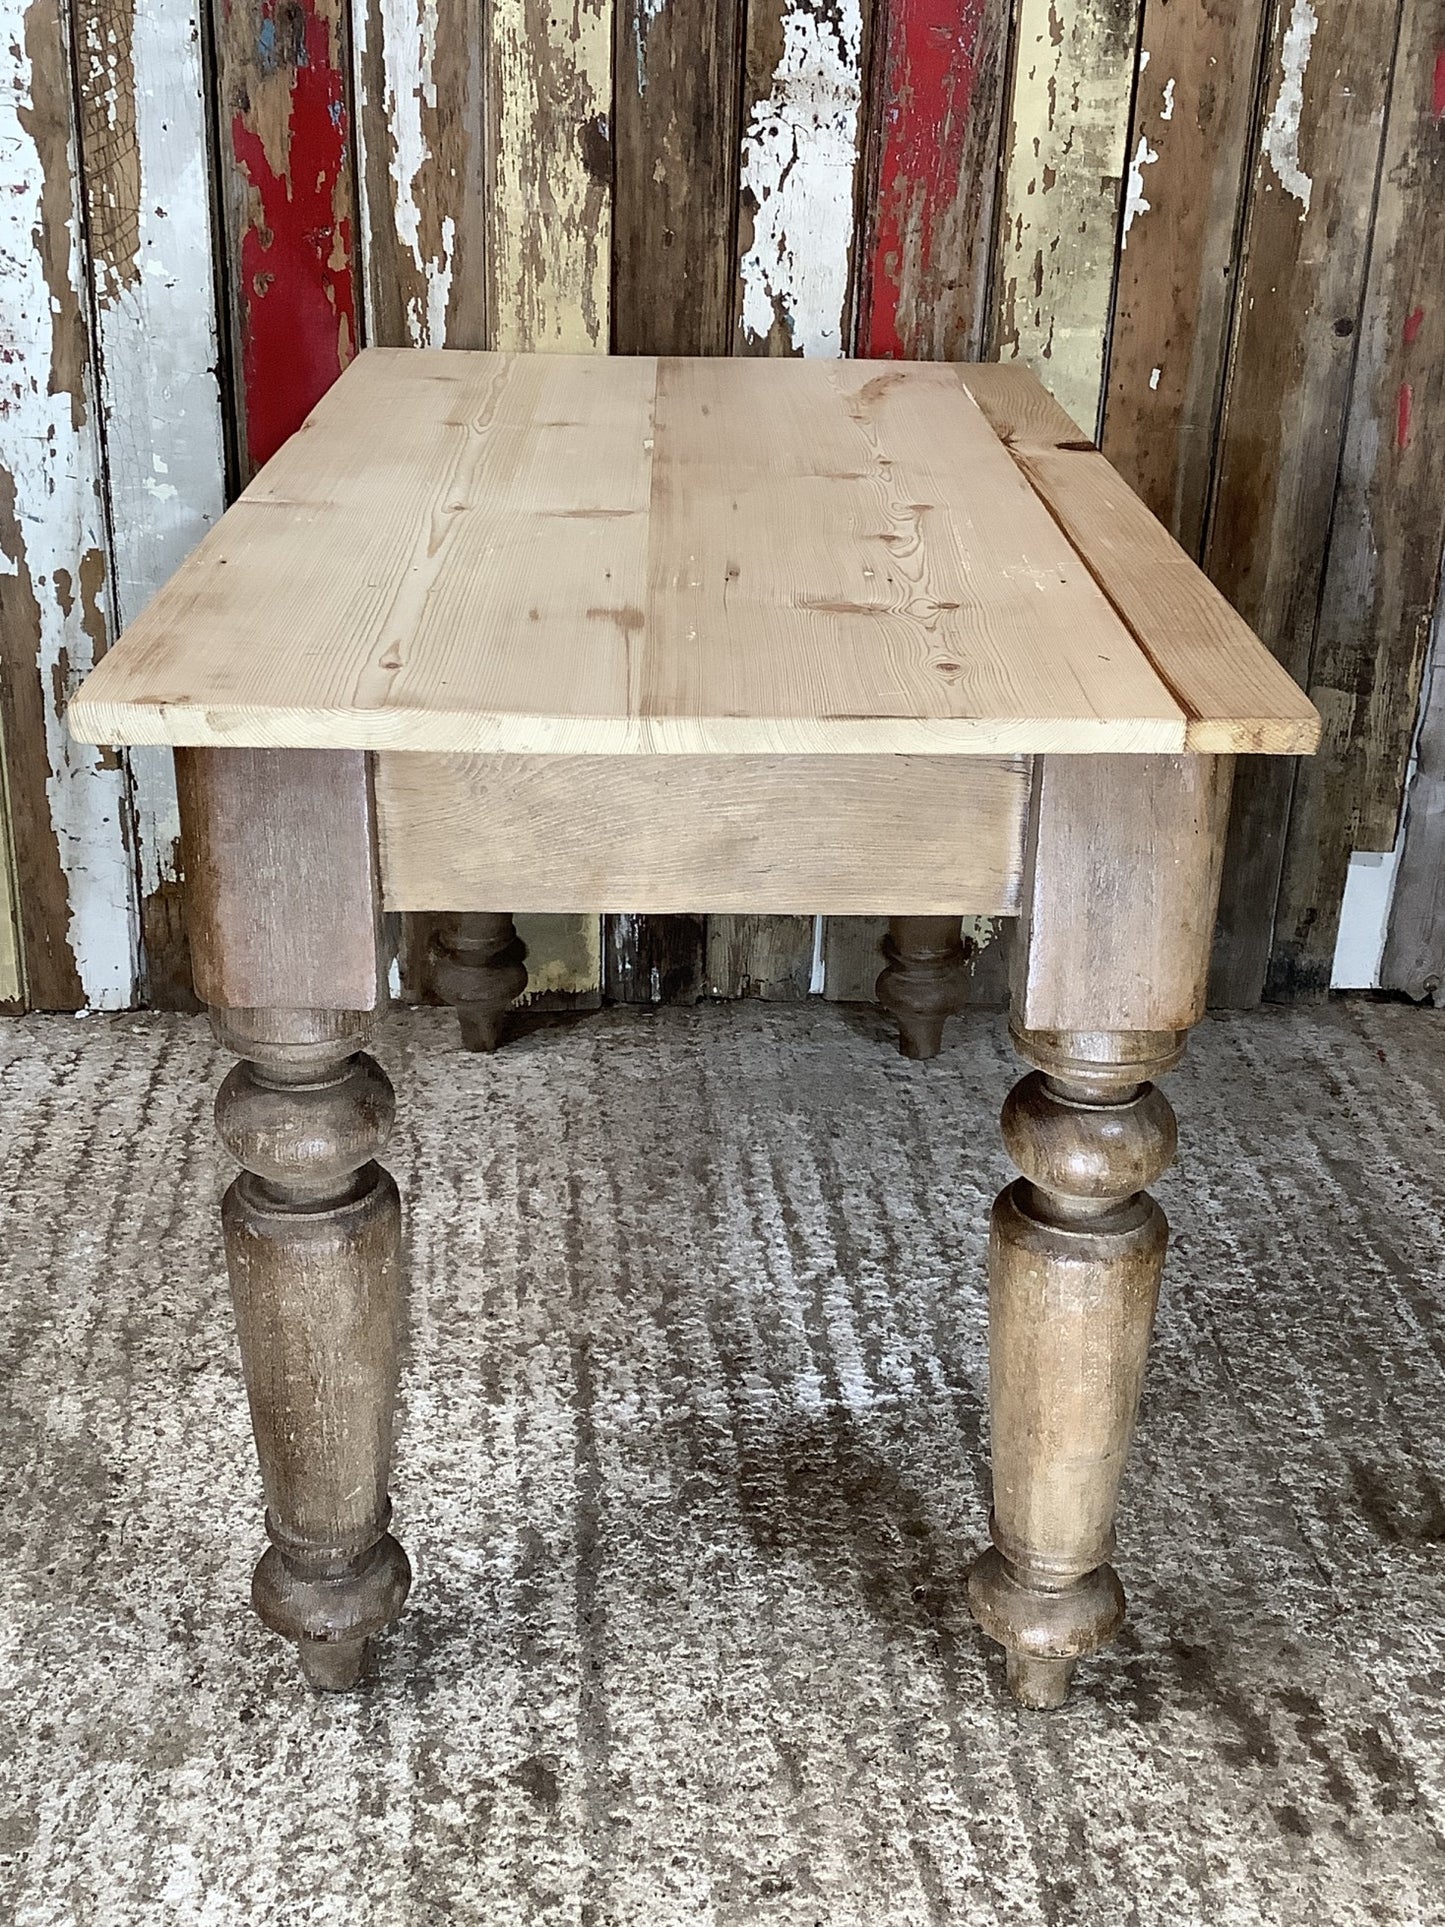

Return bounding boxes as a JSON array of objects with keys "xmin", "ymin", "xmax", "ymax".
[{"xmin": 70, "ymin": 350, "xmax": 1319, "ymax": 1709}]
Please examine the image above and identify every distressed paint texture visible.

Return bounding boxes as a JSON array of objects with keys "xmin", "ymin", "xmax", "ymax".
[
  {"xmin": 356, "ymin": 0, "xmax": 487, "ymax": 350},
  {"xmin": 861, "ymin": 0, "xmax": 1010, "ymax": 360},
  {"xmin": 0, "ymin": 0, "xmax": 136, "ymax": 1008},
  {"xmin": 486, "ymin": 0, "xmax": 612, "ymax": 352},
  {"xmin": 735, "ymin": 0, "xmax": 866, "ymax": 356},
  {"xmin": 1269, "ymin": 0, "xmax": 1445, "ymax": 996},
  {"xmin": 1205, "ymin": 0, "xmax": 1405, "ymax": 1006},
  {"xmin": 993, "ymin": 0, "xmax": 1143, "ymax": 436},
  {"xmin": 74, "ymin": 0, "xmax": 227, "ymax": 1004},
  {"xmin": 1102, "ymin": 0, "xmax": 1272, "ymax": 553},
  {"xmin": 216, "ymin": 0, "xmax": 360, "ymax": 475}
]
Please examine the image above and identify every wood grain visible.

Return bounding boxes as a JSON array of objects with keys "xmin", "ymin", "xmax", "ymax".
[
  {"xmin": 963, "ymin": 368, "xmax": 1321, "ymax": 757},
  {"xmin": 1204, "ymin": 0, "xmax": 1404, "ymax": 1006},
  {"xmin": 1013, "ymin": 754, "xmax": 1234, "ymax": 1034},
  {"xmin": 1382, "ymin": 614, "xmax": 1445, "ymax": 1004},
  {"xmin": 1100, "ymin": 0, "xmax": 1271, "ymax": 554},
  {"xmin": 374, "ymin": 752, "xmax": 1030, "ymax": 915},
  {"xmin": 176, "ymin": 747, "xmax": 384, "ymax": 1011},
  {"xmin": 1269, "ymin": 0, "xmax": 1445, "ymax": 995},
  {"xmin": 69, "ymin": 349, "xmax": 1318, "ymax": 758},
  {"xmin": 612, "ymin": 0, "xmax": 746, "ymax": 357}
]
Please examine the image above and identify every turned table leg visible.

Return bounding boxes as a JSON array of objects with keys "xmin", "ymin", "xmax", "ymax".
[
  {"xmin": 877, "ymin": 915, "xmax": 971, "ymax": 1059},
  {"xmin": 967, "ymin": 1027, "xmax": 1181, "ymax": 1707},
  {"xmin": 213, "ymin": 1007, "xmax": 410, "ymax": 1688},
  {"xmin": 432, "ymin": 911, "xmax": 528, "ymax": 1052}
]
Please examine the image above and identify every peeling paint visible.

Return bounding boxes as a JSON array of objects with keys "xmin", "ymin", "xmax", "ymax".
[
  {"xmin": 995, "ymin": 0, "xmax": 1141, "ymax": 434},
  {"xmin": 1262, "ymin": 0, "xmax": 1318, "ymax": 215},
  {"xmin": 0, "ymin": 1, "xmax": 137, "ymax": 1005},
  {"xmin": 221, "ymin": 0, "xmax": 358, "ymax": 470},
  {"xmin": 1122, "ymin": 132, "xmax": 1159, "ymax": 243},
  {"xmin": 488, "ymin": 0, "xmax": 611, "ymax": 353},
  {"xmin": 737, "ymin": 0, "xmax": 864, "ymax": 357}
]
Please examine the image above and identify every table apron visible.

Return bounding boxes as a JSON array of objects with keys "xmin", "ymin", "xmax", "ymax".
[{"xmin": 373, "ymin": 752, "xmax": 1031, "ymax": 917}]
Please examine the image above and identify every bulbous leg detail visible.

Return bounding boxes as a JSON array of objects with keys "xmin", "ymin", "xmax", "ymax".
[
  {"xmin": 968, "ymin": 1027, "xmax": 1183, "ymax": 1708},
  {"xmin": 214, "ymin": 1007, "xmax": 411, "ymax": 1689},
  {"xmin": 432, "ymin": 912, "xmax": 528, "ymax": 1052},
  {"xmin": 877, "ymin": 916, "xmax": 972, "ymax": 1060}
]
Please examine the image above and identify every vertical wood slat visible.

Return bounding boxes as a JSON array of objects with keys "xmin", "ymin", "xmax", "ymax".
[
  {"xmin": 832, "ymin": 0, "xmax": 1014, "ymax": 1013},
  {"xmin": 354, "ymin": 0, "xmax": 488, "ymax": 351},
  {"xmin": 859, "ymin": 0, "xmax": 1011, "ymax": 362},
  {"xmin": 991, "ymin": 0, "xmax": 1144, "ymax": 437},
  {"xmin": 486, "ymin": 0, "xmax": 611, "ymax": 1002},
  {"xmin": 355, "ymin": 0, "xmax": 611, "ymax": 1007},
  {"xmin": 1269, "ymin": 0, "xmax": 1445, "ymax": 995},
  {"xmin": 0, "ymin": 0, "xmax": 137, "ymax": 1010},
  {"xmin": 73, "ymin": 0, "xmax": 228, "ymax": 1007},
  {"xmin": 607, "ymin": 0, "xmax": 748, "ymax": 1003},
  {"xmin": 1100, "ymin": 0, "xmax": 1271, "ymax": 555},
  {"xmin": 728, "ymin": 0, "xmax": 873, "ymax": 999},
  {"xmin": 212, "ymin": 0, "xmax": 362, "ymax": 482},
  {"xmin": 1383, "ymin": 601, "xmax": 1445, "ymax": 1003},
  {"xmin": 1204, "ymin": 0, "xmax": 1406, "ymax": 1007}
]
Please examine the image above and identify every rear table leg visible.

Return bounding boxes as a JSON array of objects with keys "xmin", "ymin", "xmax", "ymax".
[
  {"xmin": 877, "ymin": 916, "xmax": 972, "ymax": 1059},
  {"xmin": 432, "ymin": 912, "xmax": 528, "ymax": 1052}
]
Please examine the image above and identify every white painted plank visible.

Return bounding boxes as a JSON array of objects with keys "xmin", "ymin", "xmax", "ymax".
[
  {"xmin": 76, "ymin": 0, "xmax": 227, "ymax": 999},
  {"xmin": 1, "ymin": 0, "xmax": 136, "ymax": 1007},
  {"xmin": 736, "ymin": 0, "xmax": 866, "ymax": 356}
]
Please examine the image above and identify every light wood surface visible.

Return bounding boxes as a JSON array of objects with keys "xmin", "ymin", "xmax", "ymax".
[
  {"xmin": 962, "ymin": 367, "xmax": 1322, "ymax": 756},
  {"xmin": 375, "ymin": 752, "xmax": 1029, "ymax": 914},
  {"xmin": 69, "ymin": 350, "xmax": 1314, "ymax": 758}
]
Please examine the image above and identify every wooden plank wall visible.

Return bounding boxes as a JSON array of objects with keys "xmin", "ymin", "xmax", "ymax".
[{"xmin": 2, "ymin": 0, "xmax": 1440, "ymax": 1014}]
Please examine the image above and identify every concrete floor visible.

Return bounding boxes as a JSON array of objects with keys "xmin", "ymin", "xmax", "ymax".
[{"xmin": 2, "ymin": 998, "xmax": 1444, "ymax": 1926}]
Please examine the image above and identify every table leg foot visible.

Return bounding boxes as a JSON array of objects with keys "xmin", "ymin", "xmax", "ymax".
[
  {"xmin": 214, "ymin": 1007, "xmax": 411, "ymax": 1688},
  {"xmin": 431, "ymin": 912, "xmax": 528, "ymax": 1052},
  {"xmin": 877, "ymin": 917, "xmax": 972, "ymax": 1059},
  {"xmin": 968, "ymin": 1026, "xmax": 1183, "ymax": 1707}
]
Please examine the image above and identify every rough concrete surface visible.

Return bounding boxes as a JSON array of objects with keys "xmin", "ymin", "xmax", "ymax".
[{"xmin": 2, "ymin": 999, "xmax": 1444, "ymax": 1926}]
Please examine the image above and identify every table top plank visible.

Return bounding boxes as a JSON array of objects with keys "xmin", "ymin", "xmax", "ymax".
[
  {"xmin": 68, "ymin": 349, "xmax": 1317, "ymax": 757},
  {"xmin": 962, "ymin": 365, "xmax": 1322, "ymax": 755}
]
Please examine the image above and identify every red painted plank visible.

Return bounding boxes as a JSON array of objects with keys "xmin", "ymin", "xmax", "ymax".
[
  {"xmin": 860, "ymin": 0, "xmax": 1010, "ymax": 360},
  {"xmin": 218, "ymin": 0, "xmax": 359, "ymax": 475}
]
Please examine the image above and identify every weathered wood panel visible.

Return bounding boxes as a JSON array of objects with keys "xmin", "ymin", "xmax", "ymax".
[
  {"xmin": 1100, "ymin": 0, "xmax": 1271, "ymax": 553},
  {"xmin": 1269, "ymin": 0, "xmax": 1445, "ymax": 996},
  {"xmin": 355, "ymin": 0, "xmax": 488, "ymax": 350},
  {"xmin": 1205, "ymin": 0, "xmax": 1405, "ymax": 1006},
  {"xmin": 73, "ymin": 0, "xmax": 227, "ymax": 1005},
  {"xmin": 0, "ymin": 720, "xmax": 22, "ymax": 1007},
  {"xmin": 213, "ymin": 0, "xmax": 361, "ymax": 478},
  {"xmin": 0, "ymin": 0, "xmax": 136, "ymax": 1009},
  {"xmin": 613, "ymin": 0, "xmax": 747, "ymax": 356},
  {"xmin": 487, "ymin": 0, "xmax": 612, "ymax": 353},
  {"xmin": 859, "ymin": 0, "xmax": 1010, "ymax": 361},
  {"xmin": 484, "ymin": 0, "xmax": 614, "ymax": 1002},
  {"xmin": 1383, "ymin": 607, "xmax": 1445, "ymax": 1004},
  {"xmin": 609, "ymin": 0, "xmax": 748, "ymax": 1002},
  {"xmin": 728, "ymin": 0, "xmax": 875, "ymax": 994},
  {"xmin": 734, "ymin": 0, "xmax": 870, "ymax": 356},
  {"xmin": 992, "ymin": 0, "xmax": 1142, "ymax": 436}
]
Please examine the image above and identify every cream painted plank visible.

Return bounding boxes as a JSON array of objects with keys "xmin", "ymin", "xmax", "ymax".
[
  {"xmin": 72, "ymin": 350, "xmax": 1205, "ymax": 755},
  {"xmin": 375, "ymin": 752, "xmax": 1029, "ymax": 913},
  {"xmin": 487, "ymin": 0, "xmax": 611, "ymax": 352},
  {"xmin": 992, "ymin": 0, "xmax": 1143, "ymax": 437},
  {"xmin": 74, "ymin": 0, "xmax": 227, "ymax": 1003},
  {"xmin": 1, "ymin": 0, "xmax": 137, "ymax": 1008}
]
